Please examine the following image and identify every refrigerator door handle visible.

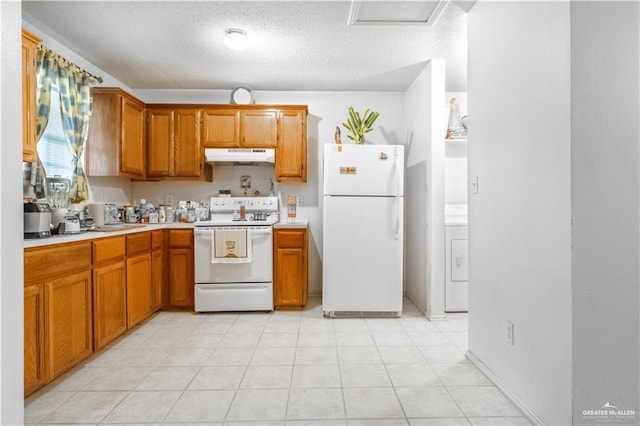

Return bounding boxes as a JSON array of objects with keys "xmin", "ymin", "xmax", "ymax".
[
  {"xmin": 393, "ymin": 197, "xmax": 400, "ymax": 240},
  {"xmin": 395, "ymin": 146, "xmax": 402, "ymax": 196}
]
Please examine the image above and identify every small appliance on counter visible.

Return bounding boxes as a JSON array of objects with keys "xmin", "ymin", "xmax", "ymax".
[
  {"xmin": 87, "ymin": 202, "xmax": 120, "ymax": 226},
  {"xmin": 57, "ymin": 211, "xmax": 81, "ymax": 235},
  {"xmin": 44, "ymin": 176, "xmax": 71, "ymax": 232},
  {"xmin": 23, "ymin": 200, "xmax": 52, "ymax": 239}
]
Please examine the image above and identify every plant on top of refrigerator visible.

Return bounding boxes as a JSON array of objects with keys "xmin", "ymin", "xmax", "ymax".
[{"xmin": 342, "ymin": 106, "xmax": 380, "ymax": 144}]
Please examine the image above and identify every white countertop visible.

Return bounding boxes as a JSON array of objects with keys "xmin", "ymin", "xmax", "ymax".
[
  {"xmin": 274, "ymin": 220, "xmax": 308, "ymax": 229},
  {"xmin": 24, "ymin": 222, "xmax": 195, "ymax": 249}
]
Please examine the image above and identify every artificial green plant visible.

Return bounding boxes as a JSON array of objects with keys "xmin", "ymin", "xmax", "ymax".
[{"xmin": 342, "ymin": 106, "xmax": 380, "ymax": 144}]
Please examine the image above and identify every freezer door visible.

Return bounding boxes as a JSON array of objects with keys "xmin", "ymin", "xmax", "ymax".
[
  {"xmin": 322, "ymin": 195, "xmax": 403, "ymax": 314},
  {"xmin": 324, "ymin": 144, "xmax": 404, "ymax": 196}
]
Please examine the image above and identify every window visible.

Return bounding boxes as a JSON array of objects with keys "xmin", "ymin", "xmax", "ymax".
[{"xmin": 36, "ymin": 83, "xmax": 75, "ymax": 179}]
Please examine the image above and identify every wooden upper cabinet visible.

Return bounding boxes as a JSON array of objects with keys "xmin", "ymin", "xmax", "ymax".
[
  {"xmin": 276, "ymin": 108, "xmax": 307, "ymax": 182},
  {"xmin": 147, "ymin": 107, "xmax": 201, "ymax": 178},
  {"xmin": 86, "ymin": 88, "xmax": 146, "ymax": 179},
  {"xmin": 174, "ymin": 108, "xmax": 202, "ymax": 177},
  {"xmin": 202, "ymin": 108, "xmax": 239, "ymax": 148},
  {"xmin": 120, "ymin": 97, "xmax": 146, "ymax": 177},
  {"xmin": 22, "ymin": 29, "xmax": 41, "ymax": 163},
  {"xmin": 147, "ymin": 108, "xmax": 174, "ymax": 177},
  {"xmin": 202, "ymin": 107, "xmax": 277, "ymax": 148},
  {"xmin": 241, "ymin": 110, "xmax": 277, "ymax": 147}
]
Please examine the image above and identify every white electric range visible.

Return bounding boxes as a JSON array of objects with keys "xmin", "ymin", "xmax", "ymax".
[{"xmin": 193, "ymin": 196, "xmax": 279, "ymax": 312}]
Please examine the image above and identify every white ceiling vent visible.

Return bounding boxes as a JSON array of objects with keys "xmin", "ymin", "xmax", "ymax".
[{"xmin": 348, "ymin": 0, "xmax": 448, "ymax": 26}]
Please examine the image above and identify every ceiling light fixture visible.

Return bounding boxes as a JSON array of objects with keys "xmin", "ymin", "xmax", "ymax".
[{"xmin": 224, "ymin": 29, "xmax": 249, "ymax": 51}]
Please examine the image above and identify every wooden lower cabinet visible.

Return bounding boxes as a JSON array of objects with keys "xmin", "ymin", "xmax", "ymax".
[
  {"xmin": 168, "ymin": 248, "xmax": 194, "ymax": 307},
  {"xmin": 126, "ymin": 253, "xmax": 153, "ymax": 328},
  {"xmin": 44, "ymin": 270, "xmax": 93, "ymax": 382},
  {"xmin": 167, "ymin": 229, "xmax": 194, "ymax": 307},
  {"xmin": 93, "ymin": 261, "xmax": 127, "ymax": 350},
  {"xmin": 24, "ymin": 283, "xmax": 45, "ymax": 396},
  {"xmin": 273, "ymin": 228, "xmax": 308, "ymax": 308},
  {"xmin": 152, "ymin": 249, "xmax": 164, "ymax": 310}
]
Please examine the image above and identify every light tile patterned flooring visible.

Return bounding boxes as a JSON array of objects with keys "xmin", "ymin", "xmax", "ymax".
[{"xmin": 25, "ymin": 297, "xmax": 531, "ymax": 425}]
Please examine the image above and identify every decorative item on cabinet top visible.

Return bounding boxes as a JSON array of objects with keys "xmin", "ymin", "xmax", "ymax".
[
  {"xmin": 342, "ymin": 106, "xmax": 380, "ymax": 144},
  {"xmin": 230, "ymin": 86, "xmax": 254, "ymax": 105}
]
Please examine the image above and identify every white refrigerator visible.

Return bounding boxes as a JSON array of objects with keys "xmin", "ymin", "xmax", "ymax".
[{"xmin": 322, "ymin": 144, "xmax": 404, "ymax": 317}]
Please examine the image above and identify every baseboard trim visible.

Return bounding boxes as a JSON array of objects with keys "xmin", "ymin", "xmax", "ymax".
[
  {"xmin": 466, "ymin": 350, "xmax": 545, "ymax": 426},
  {"xmin": 425, "ymin": 312, "xmax": 448, "ymax": 321}
]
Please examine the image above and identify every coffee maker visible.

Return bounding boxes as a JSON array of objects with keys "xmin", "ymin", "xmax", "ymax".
[{"xmin": 23, "ymin": 200, "xmax": 52, "ymax": 239}]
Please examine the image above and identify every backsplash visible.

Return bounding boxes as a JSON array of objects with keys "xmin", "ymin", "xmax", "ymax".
[{"xmin": 85, "ymin": 164, "xmax": 309, "ymax": 220}]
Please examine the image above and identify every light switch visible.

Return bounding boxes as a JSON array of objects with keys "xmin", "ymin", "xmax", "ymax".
[{"xmin": 471, "ymin": 176, "xmax": 479, "ymax": 195}]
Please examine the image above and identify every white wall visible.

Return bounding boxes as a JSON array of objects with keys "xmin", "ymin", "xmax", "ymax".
[
  {"xmin": 570, "ymin": 2, "xmax": 640, "ymax": 422},
  {"xmin": 467, "ymin": 2, "xmax": 572, "ymax": 424},
  {"xmin": 444, "ymin": 92, "xmax": 468, "ymax": 206},
  {"xmin": 1, "ymin": 2, "xmax": 26, "ymax": 423},
  {"xmin": 404, "ymin": 60, "xmax": 447, "ymax": 318},
  {"xmin": 134, "ymin": 89, "xmax": 406, "ymax": 296}
]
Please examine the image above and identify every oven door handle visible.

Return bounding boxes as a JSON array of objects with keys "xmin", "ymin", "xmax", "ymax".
[{"xmin": 194, "ymin": 228, "xmax": 272, "ymax": 237}]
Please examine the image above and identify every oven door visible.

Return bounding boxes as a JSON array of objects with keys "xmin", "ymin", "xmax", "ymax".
[{"xmin": 194, "ymin": 226, "xmax": 273, "ymax": 283}]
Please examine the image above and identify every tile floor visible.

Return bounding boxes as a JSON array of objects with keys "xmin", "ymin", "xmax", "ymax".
[{"xmin": 25, "ymin": 297, "xmax": 531, "ymax": 425}]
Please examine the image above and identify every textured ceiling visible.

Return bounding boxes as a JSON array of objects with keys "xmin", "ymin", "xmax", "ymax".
[{"xmin": 22, "ymin": 1, "xmax": 468, "ymax": 92}]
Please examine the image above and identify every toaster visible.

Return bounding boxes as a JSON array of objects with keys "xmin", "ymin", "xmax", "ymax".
[{"xmin": 24, "ymin": 201, "xmax": 52, "ymax": 239}]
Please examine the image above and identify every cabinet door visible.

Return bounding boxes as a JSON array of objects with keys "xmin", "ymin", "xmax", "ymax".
[
  {"xmin": 202, "ymin": 109, "xmax": 239, "ymax": 148},
  {"xmin": 174, "ymin": 109, "xmax": 202, "ymax": 176},
  {"xmin": 24, "ymin": 283, "xmax": 45, "ymax": 396},
  {"xmin": 240, "ymin": 110, "xmax": 277, "ymax": 147},
  {"xmin": 126, "ymin": 253, "xmax": 152, "ymax": 328},
  {"xmin": 120, "ymin": 97, "xmax": 146, "ymax": 177},
  {"xmin": 44, "ymin": 270, "xmax": 93, "ymax": 381},
  {"xmin": 93, "ymin": 261, "xmax": 127, "ymax": 350},
  {"xmin": 273, "ymin": 229, "xmax": 308, "ymax": 308},
  {"xmin": 147, "ymin": 108, "xmax": 174, "ymax": 177},
  {"xmin": 22, "ymin": 30, "xmax": 39, "ymax": 163},
  {"xmin": 274, "ymin": 247, "xmax": 305, "ymax": 306},
  {"xmin": 151, "ymin": 249, "xmax": 164, "ymax": 311},
  {"xmin": 168, "ymin": 248, "xmax": 194, "ymax": 306},
  {"xmin": 276, "ymin": 109, "xmax": 306, "ymax": 182}
]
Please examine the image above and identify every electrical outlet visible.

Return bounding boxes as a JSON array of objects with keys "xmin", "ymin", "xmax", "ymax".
[{"xmin": 506, "ymin": 321, "xmax": 514, "ymax": 346}]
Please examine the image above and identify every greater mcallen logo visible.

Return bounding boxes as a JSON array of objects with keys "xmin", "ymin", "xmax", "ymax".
[{"xmin": 583, "ymin": 402, "xmax": 637, "ymax": 423}]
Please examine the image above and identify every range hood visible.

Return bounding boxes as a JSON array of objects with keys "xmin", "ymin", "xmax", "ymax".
[{"xmin": 205, "ymin": 148, "xmax": 275, "ymax": 164}]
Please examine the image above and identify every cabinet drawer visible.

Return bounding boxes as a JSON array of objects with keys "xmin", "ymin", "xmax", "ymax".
[
  {"xmin": 25, "ymin": 242, "xmax": 92, "ymax": 283},
  {"xmin": 168, "ymin": 229, "xmax": 193, "ymax": 247},
  {"xmin": 93, "ymin": 237, "xmax": 126, "ymax": 265},
  {"xmin": 151, "ymin": 230, "xmax": 163, "ymax": 250},
  {"xmin": 274, "ymin": 229, "xmax": 306, "ymax": 248},
  {"xmin": 127, "ymin": 232, "xmax": 151, "ymax": 256}
]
